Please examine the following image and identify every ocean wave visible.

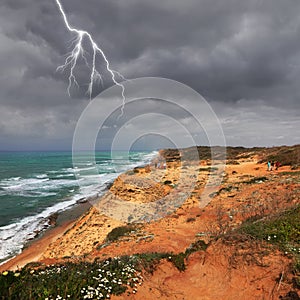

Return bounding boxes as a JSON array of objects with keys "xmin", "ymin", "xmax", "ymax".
[
  {"xmin": 54, "ymin": 173, "xmax": 75, "ymax": 178},
  {"xmin": 10, "ymin": 191, "xmax": 58, "ymax": 198},
  {"xmin": 48, "ymin": 168, "xmax": 75, "ymax": 174},
  {"xmin": 6, "ymin": 176, "xmax": 21, "ymax": 181},
  {"xmin": 1, "ymin": 178, "xmax": 49, "ymax": 190},
  {"xmin": 74, "ymin": 166, "xmax": 97, "ymax": 172},
  {"xmin": 35, "ymin": 174, "xmax": 48, "ymax": 179},
  {"xmin": 0, "ymin": 195, "xmax": 88, "ymax": 263},
  {"xmin": 0, "ymin": 178, "xmax": 76, "ymax": 194}
]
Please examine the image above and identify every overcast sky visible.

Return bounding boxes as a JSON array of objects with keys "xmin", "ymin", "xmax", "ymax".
[{"xmin": 0, "ymin": 0, "xmax": 299, "ymax": 150}]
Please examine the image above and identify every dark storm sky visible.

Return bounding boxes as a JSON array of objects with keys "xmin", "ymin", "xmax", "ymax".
[{"xmin": 0, "ymin": 0, "xmax": 299, "ymax": 150}]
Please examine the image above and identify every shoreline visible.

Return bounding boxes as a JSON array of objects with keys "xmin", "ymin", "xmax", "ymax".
[
  {"xmin": 0, "ymin": 151, "xmax": 158, "ymax": 272},
  {"xmin": 0, "ymin": 200, "xmax": 91, "ymax": 272}
]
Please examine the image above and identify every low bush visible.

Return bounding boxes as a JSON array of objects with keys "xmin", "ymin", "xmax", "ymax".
[
  {"xmin": 106, "ymin": 225, "xmax": 136, "ymax": 243},
  {"xmin": 238, "ymin": 206, "xmax": 300, "ymax": 253}
]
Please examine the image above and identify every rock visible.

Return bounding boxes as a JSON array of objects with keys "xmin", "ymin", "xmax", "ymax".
[{"xmin": 48, "ymin": 212, "xmax": 58, "ymax": 226}]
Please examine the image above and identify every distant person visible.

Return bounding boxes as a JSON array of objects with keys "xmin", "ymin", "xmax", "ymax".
[
  {"xmin": 267, "ymin": 161, "xmax": 272, "ymax": 171},
  {"xmin": 275, "ymin": 161, "xmax": 280, "ymax": 170}
]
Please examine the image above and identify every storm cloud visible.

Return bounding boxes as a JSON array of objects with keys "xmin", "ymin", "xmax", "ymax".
[{"xmin": 0, "ymin": 0, "xmax": 299, "ymax": 150}]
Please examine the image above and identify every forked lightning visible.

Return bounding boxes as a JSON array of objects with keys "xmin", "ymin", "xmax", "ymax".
[{"xmin": 55, "ymin": 0, "xmax": 125, "ymax": 113}]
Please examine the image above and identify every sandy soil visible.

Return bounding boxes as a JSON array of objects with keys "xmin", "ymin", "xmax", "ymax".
[{"xmin": 111, "ymin": 245, "xmax": 290, "ymax": 300}]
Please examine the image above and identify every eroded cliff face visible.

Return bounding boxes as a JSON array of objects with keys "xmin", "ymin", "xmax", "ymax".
[{"xmin": 109, "ymin": 172, "xmax": 172, "ymax": 203}]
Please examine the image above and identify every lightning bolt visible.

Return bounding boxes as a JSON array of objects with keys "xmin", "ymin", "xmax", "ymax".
[{"xmin": 55, "ymin": 0, "xmax": 126, "ymax": 114}]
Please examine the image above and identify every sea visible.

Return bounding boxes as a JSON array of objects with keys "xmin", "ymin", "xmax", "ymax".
[{"xmin": 0, "ymin": 151, "xmax": 157, "ymax": 264}]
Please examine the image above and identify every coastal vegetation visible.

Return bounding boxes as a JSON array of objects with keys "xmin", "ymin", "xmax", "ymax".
[
  {"xmin": 0, "ymin": 257, "xmax": 143, "ymax": 300},
  {"xmin": 0, "ymin": 244, "xmax": 208, "ymax": 300}
]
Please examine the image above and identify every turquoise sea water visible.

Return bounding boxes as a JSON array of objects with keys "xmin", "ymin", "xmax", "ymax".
[{"xmin": 0, "ymin": 151, "xmax": 156, "ymax": 263}]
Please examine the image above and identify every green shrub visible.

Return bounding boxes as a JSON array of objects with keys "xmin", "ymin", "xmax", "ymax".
[
  {"xmin": 238, "ymin": 206, "xmax": 300, "ymax": 253},
  {"xmin": 185, "ymin": 240, "xmax": 209, "ymax": 256},
  {"xmin": 106, "ymin": 225, "xmax": 136, "ymax": 242},
  {"xmin": 135, "ymin": 252, "xmax": 169, "ymax": 273},
  {"xmin": 186, "ymin": 217, "xmax": 196, "ymax": 223},
  {"xmin": 242, "ymin": 177, "xmax": 267, "ymax": 185},
  {"xmin": 163, "ymin": 180, "xmax": 172, "ymax": 185},
  {"xmin": 169, "ymin": 253, "xmax": 186, "ymax": 272}
]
